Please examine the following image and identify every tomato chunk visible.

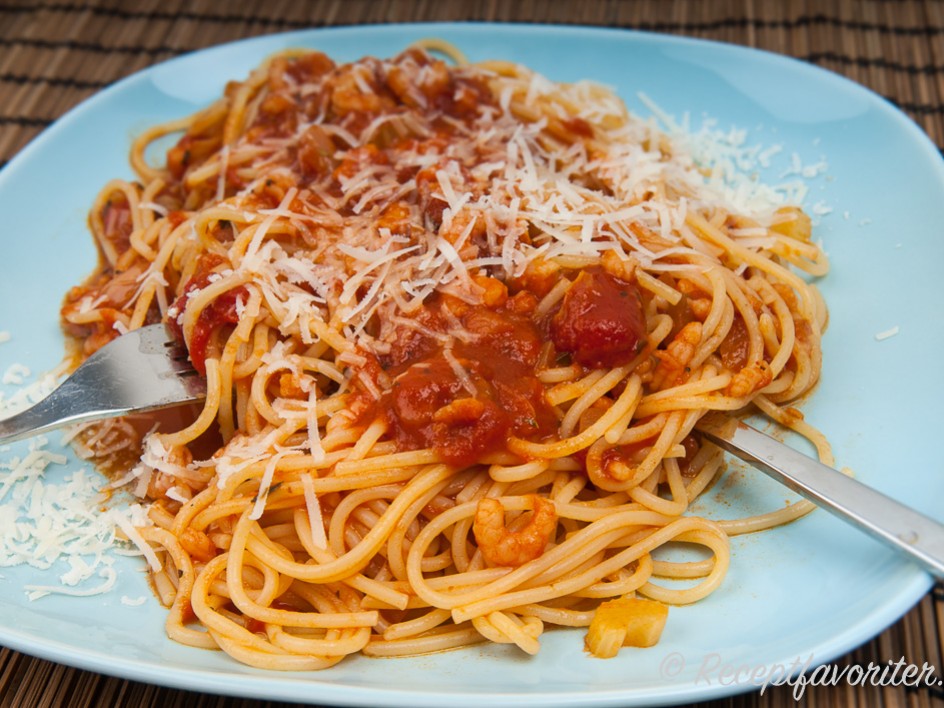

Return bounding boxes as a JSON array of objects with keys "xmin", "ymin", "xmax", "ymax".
[{"xmin": 551, "ymin": 267, "xmax": 646, "ymax": 368}]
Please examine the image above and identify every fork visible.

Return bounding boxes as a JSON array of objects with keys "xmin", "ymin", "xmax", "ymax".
[
  {"xmin": 0, "ymin": 324, "xmax": 207, "ymax": 445},
  {"xmin": 697, "ymin": 414, "xmax": 944, "ymax": 579}
]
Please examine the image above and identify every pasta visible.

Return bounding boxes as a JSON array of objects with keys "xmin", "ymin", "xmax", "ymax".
[{"xmin": 60, "ymin": 44, "xmax": 829, "ymax": 669}]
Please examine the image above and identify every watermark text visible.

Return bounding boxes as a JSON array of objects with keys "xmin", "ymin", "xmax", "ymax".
[{"xmin": 658, "ymin": 651, "xmax": 942, "ymax": 700}]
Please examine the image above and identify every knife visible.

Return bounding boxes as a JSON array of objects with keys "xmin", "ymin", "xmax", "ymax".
[{"xmin": 696, "ymin": 414, "xmax": 944, "ymax": 579}]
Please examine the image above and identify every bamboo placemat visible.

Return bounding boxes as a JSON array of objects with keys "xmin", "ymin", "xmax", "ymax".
[{"xmin": 0, "ymin": 1, "xmax": 942, "ymax": 707}]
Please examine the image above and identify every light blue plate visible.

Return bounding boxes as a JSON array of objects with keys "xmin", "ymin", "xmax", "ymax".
[{"xmin": 0, "ymin": 23, "xmax": 942, "ymax": 707}]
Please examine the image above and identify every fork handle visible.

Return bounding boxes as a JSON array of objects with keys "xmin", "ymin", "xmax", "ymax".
[
  {"xmin": 0, "ymin": 380, "xmax": 121, "ymax": 445},
  {"xmin": 698, "ymin": 416, "xmax": 944, "ymax": 579}
]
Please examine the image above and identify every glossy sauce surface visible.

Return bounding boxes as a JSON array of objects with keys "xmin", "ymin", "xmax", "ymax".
[
  {"xmin": 365, "ymin": 291, "xmax": 559, "ymax": 467},
  {"xmin": 550, "ymin": 267, "xmax": 646, "ymax": 368}
]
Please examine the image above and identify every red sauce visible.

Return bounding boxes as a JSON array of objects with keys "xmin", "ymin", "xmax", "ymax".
[
  {"xmin": 678, "ymin": 434, "xmax": 700, "ymax": 476},
  {"xmin": 358, "ymin": 295, "xmax": 557, "ymax": 467},
  {"xmin": 297, "ymin": 125, "xmax": 334, "ymax": 178},
  {"xmin": 562, "ymin": 117, "xmax": 594, "ymax": 138},
  {"xmin": 285, "ymin": 51, "xmax": 336, "ymax": 86},
  {"xmin": 719, "ymin": 314, "xmax": 750, "ymax": 371},
  {"xmin": 245, "ymin": 617, "xmax": 266, "ymax": 635},
  {"xmin": 255, "ymin": 91, "xmax": 300, "ymax": 137},
  {"xmin": 550, "ymin": 267, "xmax": 646, "ymax": 368},
  {"xmin": 350, "ymin": 268, "xmax": 651, "ymax": 467},
  {"xmin": 600, "ymin": 432, "xmax": 700, "ymax": 476},
  {"xmin": 166, "ymin": 210, "xmax": 188, "ymax": 228},
  {"xmin": 414, "ymin": 165, "xmax": 449, "ymax": 228},
  {"xmin": 61, "ymin": 263, "xmax": 155, "ymax": 355},
  {"xmin": 388, "ymin": 358, "xmax": 507, "ymax": 468},
  {"xmin": 600, "ymin": 433, "xmax": 655, "ymax": 468},
  {"xmin": 100, "ymin": 197, "xmax": 134, "ymax": 255},
  {"xmin": 166, "ymin": 254, "xmax": 245, "ymax": 375},
  {"xmin": 186, "ymin": 289, "xmax": 244, "ymax": 375},
  {"xmin": 180, "ymin": 599, "xmax": 197, "ymax": 625}
]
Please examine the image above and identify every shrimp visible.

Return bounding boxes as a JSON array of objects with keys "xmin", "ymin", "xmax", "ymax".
[
  {"xmin": 726, "ymin": 360, "xmax": 773, "ymax": 398},
  {"xmin": 178, "ymin": 527, "xmax": 217, "ymax": 563},
  {"xmin": 330, "ymin": 67, "xmax": 386, "ymax": 115},
  {"xmin": 145, "ymin": 444, "xmax": 194, "ymax": 500},
  {"xmin": 439, "ymin": 205, "xmax": 486, "ymax": 247},
  {"xmin": 473, "ymin": 495, "xmax": 557, "ymax": 567},
  {"xmin": 651, "ymin": 322, "xmax": 702, "ymax": 390}
]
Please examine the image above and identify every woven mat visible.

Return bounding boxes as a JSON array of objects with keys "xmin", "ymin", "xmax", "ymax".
[{"xmin": 0, "ymin": 1, "xmax": 942, "ymax": 706}]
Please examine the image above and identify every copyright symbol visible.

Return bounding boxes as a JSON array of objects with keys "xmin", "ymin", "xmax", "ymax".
[{"xmin": 660, "ymin": 651, "xmax": 685, "ymax": 679}]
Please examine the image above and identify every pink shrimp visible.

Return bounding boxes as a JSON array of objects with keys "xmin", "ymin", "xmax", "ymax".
[
  {"xmin": 651, "ymin": 322, "xmax": 702, "ymax": 390},
  {"xmin": 726, "ymin": 360, "xmax": 773, "ymax": 398},
  {"xmin": 473, "ymin": 495, "xmax": 557, "ymax": 567}
]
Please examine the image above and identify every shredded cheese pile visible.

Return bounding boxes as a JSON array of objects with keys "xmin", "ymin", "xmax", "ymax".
[{"xmin": 0, "ymin": 348, "xmax": 151, "ymax": 600}]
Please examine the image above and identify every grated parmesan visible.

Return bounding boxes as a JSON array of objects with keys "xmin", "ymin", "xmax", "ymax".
[
  {"xmin": 0, "ymin": 363, "xmax": 153, "ymax": 600},
  {"xmin": 874, "ymin": 326, "xmax": 900, "ymax": 341},
  {"xmin": 2, "ymin": 363, "xmax": 30, "ymax": 386}
]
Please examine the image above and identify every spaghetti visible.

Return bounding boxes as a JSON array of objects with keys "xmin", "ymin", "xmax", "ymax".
[{"xmin": 61, "ymin": 45, "xmax": 829, "ymax": 668}]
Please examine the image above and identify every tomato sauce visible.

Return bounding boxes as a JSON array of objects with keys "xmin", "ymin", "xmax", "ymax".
[
  {"xmin": 719, "ymin": 314, "xmax": 750, "ymax": 371},
  {"xmin": 562, "ymin": 117, "xmax": 594, "ymax": 139},
  {"xmin": 550, "ymin": 267, "xmax": 646, "ymax": 368},
  {"xmin": 166, "ymin": 254, "xmax": 245, "ymax": 375},
  {"xmin": 346, "ymin": 265, "xmax": 650, "ymax": 467},
  {"xmin": 352, "ymin": 293, "xmax": 555, "ymax": 467}
]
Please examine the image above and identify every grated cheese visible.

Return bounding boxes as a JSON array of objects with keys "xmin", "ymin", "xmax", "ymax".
[
  {"xmin": 26, "ymin": 567, "xmax": 117, "ymax": 601},
  {"xmin": 301, "ymin": 472, "xmax": 328, "ymax": 550},
  {"xmin": 249, "ymin": 450, "xmax": 285, "ymax": 521},
  {"xmin": 0, "ymin": 366, "xmax": 153, "ymax": 600},
  {"xmin": 874, "ymin": 326, "xmax": 900, "ymax": 341},
  {"xmin": 442, "ymin": 347, "xmax": 478, "ymax": 396},
  {"xmin": 2, "ymin": 363, "xmax": 30, "ymax": 386}
]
